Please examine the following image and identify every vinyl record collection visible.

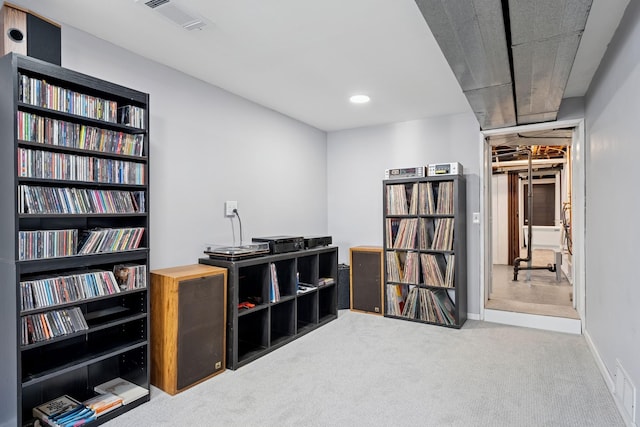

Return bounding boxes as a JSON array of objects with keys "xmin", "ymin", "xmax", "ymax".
[
  {"xmin": 386, "ymin": 286, "xmax": 456, "ymax": 325},
  {"xmin": 383, "ymin": 175, "xmax": 465, "ymax": 328}
]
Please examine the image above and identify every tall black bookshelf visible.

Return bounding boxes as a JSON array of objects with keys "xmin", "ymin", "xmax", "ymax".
[
  {"xmin": 383, "ymin": 175, "xmax": 467, "ymax": 328},
  {"xmin": 200, "ymin": 246, "xmax": 338, "ymax": 370},
  {"xmin": 0, "ymin": 53, "xmax": 150, "ymax": 426}
]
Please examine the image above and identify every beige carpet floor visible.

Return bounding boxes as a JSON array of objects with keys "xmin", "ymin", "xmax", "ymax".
[{"xmin": 103, "ymin": 310, "xmax": 623, "ymax": 426}]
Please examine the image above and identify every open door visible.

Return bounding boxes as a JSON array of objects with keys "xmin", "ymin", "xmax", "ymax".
[{"xmin": 480, "ymin": 119, "xmax": 584, "ymax": 334}]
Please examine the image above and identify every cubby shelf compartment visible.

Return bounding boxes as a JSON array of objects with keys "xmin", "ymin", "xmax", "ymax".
[{"xmin": 200, "ymin": 246, "xmax": 338, "ymax": 370}]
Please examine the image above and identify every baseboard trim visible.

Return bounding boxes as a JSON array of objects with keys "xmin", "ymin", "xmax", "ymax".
[
  {"xmin": 467, "ymin": 313, "xmax": 480, "ymax": 321},
  {"xmin": 584, "ymin": 330, "xmax": 637, "ymax": 427},
  {"xmin": 584, "ymin": 330, "xmax": 615, "ymax": 391},
  {"xmin": 484, "ymin": 309, "xmax": 581, "ymax": 334}
]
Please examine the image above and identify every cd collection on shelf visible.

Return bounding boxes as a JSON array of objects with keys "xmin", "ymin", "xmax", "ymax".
[
  {"xmin": 18, "ymin": 185, "xmax": 145, "ymax": 214},
  {"xmin": 19, "ymin": 227, "xmax": 145, "ymax": 260},
  {"xmin": 18, "ymin": 229, "xmax": 77, "ymax": 260},
  {"xmin": 18, "ymin": 73, "xmax": 147, "ymax": 128},
  {"xmin": 21, "ymin": 306, "xmax": 88, "ymax": 345},
  {"xmin": 113, "ymin": 264, "xmax": 148, "ymax": 291},
  {"xmin": 118, "ymin": 105, "xmax": 146, "ymax": 129},
  {"xmin": 20, "ymin": 270, "xmax": 126, "ymax": 311},
  {"xmin": 78, "ymin": 227, "xmax": 145, "ymax": 254},
  {"xmin": 17, "ymin": 111, "xmax": 145, "ymax": 156},
  {"xmin": 3, "ymin": 53, "xmax": 150, "ymax": 425},
  {"xmin": 18, "ymin": 147, "xmax": 146, "ymax": 184}
]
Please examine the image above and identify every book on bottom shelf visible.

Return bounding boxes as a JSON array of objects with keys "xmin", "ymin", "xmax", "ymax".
[
  {"xmin": 94, "ymin": 377, "xmax": 148, "ymax": 405},
  {"xmin": 83, "ymin": 392, "xmax": 123, "ymax": 417},
  {"xmin": 33, "ymin": 395, "xmax": 95, "ymax": 427}
]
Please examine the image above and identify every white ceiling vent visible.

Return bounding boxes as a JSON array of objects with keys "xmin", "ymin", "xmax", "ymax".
[{"xmin": 137, "ymin": 0, "xmax": 208, "ymax": 31}]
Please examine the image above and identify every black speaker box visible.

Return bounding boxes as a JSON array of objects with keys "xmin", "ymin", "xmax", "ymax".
[
  {"xmin": 350, "ymin": 246, "xmax": 384, "ymax": 315},
  {"xmin": 1, "ymin": 3, "xmax": 61, "ymax": 65},
  {"xmin": 176, "ymin": 274, "xmax": 225, "ymax": 390}
]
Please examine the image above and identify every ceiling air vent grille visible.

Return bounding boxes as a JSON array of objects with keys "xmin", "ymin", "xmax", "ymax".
[
  {"xmin": 144, "ymin": 0, "xmax": 169, "ymax": 9},
  {"xmin": 138, "ymin": 0, "xmax": 208, "ymax": 31}
]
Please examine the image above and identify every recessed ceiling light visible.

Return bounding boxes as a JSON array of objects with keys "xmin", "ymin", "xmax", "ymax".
[{"xmin": 350, "ymin": 95, "xmax": 370, "ymax": 104}]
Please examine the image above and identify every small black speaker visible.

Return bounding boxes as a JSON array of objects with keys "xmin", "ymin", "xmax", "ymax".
[
  {"xmin": 1, "ymin": 4, "xmax": 61, "ymax": 66},
  {"xmin": 26, "ymin": 12, "xmax": 61, "ymax": 65}
]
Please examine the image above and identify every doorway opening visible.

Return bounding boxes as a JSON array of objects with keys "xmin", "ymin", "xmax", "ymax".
[{"xmin": 480, "ymin": 120, "xmax": 585, "ymax": 334}]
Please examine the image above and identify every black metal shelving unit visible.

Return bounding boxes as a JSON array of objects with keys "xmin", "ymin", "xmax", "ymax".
[
  {"xmin": 0, "ymin": 53, "xmax": 150, "ymax": 426},
  {"xmin": 200, "ymin": 246, "xmax": 338, "ymax": 370},
  {"xmin": 382, "ymin": 175, "xmax": 467, "ymax": 328}
]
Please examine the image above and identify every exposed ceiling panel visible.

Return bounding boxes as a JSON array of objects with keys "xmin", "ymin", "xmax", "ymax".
[
  {"xmin": 512, "ymin": 33, "xmax": 583, "ymax": 123},
  {"xmin": 508, "ymin": 0, "xmax": 592, "ymax": 45},
  {"xmin": 416, "ymin": 0, "xmax": 594, "ymax": 130},
  {"xmin": 415, "ymin": 0, "xmax": 511, "ymax": 89},
  {"xmin": 465, "ymin": 84, "xmax": 516, "ymax": 129},
  {"xmin": 414, "ymin": 0, "xmax": 515, "ymax": 129},
  {"xmin": 509, "ymin": 0, "xmax": 592, "ymax": 124}
]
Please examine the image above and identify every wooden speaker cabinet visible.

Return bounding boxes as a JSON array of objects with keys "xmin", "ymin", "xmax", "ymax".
[
  {"xmin": 150, "ymin": 264, "xmax": 227, "ymax": 395},
  {"xmin": 0, "ymin": 2, "xmax": 61, "ymax": 65},
  {"xmin": 350, "ymin": 246, "xmax": 384, "ymax": 315}
]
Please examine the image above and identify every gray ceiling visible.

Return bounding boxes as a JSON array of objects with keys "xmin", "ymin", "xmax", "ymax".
[{"xmin": 5, "ymin": 0, "xmax": 631, "ymax": 131}]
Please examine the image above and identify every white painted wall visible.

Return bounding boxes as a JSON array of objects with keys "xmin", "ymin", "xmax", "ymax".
[
  {"xmin": 60, "ymin": 26, "xmax": 328, "ymax": 269},
  {"xmin": 326, "ymin": 113, "xmax": 482, "ymax": 314},
  {"xmin": 491, "ymin": 174, "xmax": 508, "ymax": 264},
  {"xmin": 584, "ymin": 0, "xmax": 640, "ymax": 414}
]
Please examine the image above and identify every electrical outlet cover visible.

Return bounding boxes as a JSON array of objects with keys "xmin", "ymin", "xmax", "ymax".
[{"xmin": 225, "ymin": 201, "xmax": 237, "ymax": 217}]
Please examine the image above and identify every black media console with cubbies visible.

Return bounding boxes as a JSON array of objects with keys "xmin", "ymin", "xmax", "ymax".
[{"xmin": 200, "ymin": 246, "xmax": 338, "ymax": 370}]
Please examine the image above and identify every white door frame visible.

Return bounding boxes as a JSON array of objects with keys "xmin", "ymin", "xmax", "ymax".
[{"xmin": 478, "ymin": 119, "xmax": 586, "ymax": 327}]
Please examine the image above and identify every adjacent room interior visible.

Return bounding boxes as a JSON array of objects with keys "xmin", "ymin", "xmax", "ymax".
[{"xmin": 487, "ymin": 128, "xmax": 578, "ymax": 320}]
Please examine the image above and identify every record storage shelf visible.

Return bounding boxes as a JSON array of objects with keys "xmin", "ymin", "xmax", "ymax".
[{"xmin": 383, "ymin": 175, "xmax": 467, "ymax": 328}]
